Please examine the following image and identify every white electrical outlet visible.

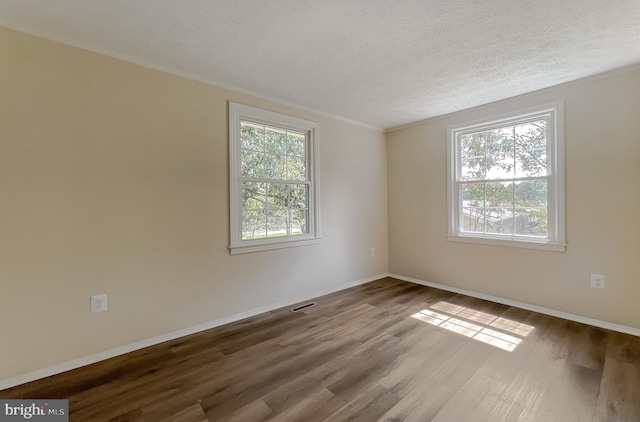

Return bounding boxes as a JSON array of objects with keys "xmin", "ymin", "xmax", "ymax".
[
  {"xmin": 590, "ymin": 274, "xmax": 605, "ymax": 289},
  {"xmin": 91, "ymin": 294, "xmax": 108, "ymax": 313},
  {"xmin": 371, "ymin": 248, "xmax": 376, "ymax": 257}
]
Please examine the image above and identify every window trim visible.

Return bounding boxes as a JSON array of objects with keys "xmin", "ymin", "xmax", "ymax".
[
  {"xmin": 446, "ymin": 102, "xmax": 566, "ymax": 252},
  {"xmin": 229, "ymin": 102, "xmax": 321, "ymax": 254}
]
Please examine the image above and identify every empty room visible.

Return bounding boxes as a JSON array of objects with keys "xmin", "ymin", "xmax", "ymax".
[{"xmin": 1, "ymin": 1, "xmax": 639, "ymax": 421}]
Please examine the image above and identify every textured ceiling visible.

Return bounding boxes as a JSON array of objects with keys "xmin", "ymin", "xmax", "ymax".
[{"xmin": 1, "ymin": 0, "xmax": 639, "ymax": 129}]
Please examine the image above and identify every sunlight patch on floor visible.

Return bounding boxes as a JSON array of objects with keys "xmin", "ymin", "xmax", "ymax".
[{"xmin": 411, "ymin": 301, "xmax": 534, "ymax": 352}]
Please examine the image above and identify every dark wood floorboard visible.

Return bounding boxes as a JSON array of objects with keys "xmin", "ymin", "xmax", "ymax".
[{"xmin": 2, "ymin": 277, "xmax": 639, "ymax": 421}]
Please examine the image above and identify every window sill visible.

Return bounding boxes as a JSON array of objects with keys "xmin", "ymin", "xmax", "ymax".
[
  {"xmin": 447, "ymin": 234, "xmax": 566, "ymax": 252},
  {"xmin": 230, "ymin": 237, "xmax": 322, "ymax": 255}
]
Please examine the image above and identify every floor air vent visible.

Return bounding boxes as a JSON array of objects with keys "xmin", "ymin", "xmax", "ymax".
[{"xmin": 291, "ymin": 302, "xmax": 316, "ymax": 312}]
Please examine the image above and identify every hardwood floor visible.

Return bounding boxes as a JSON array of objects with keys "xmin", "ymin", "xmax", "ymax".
[{"xmin": 2, "ymin": 277, "xmax": 639, "ymax": 421}]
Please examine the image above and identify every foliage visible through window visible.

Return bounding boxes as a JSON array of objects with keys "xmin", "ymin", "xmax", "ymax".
[
  {"xmin": 460, "ymin": 121, "xmax": 548, "ymax": 236},
  {"xmin": 229, "ymin": 102, "xmax": 319, "ymax": 254},
  {"xmin": 448, "ymin": 104, "xmax": 565, "ymax": 251},
  {"xmin": 240, "ymin": 122, "xmax": 309, "ymax": 239}
]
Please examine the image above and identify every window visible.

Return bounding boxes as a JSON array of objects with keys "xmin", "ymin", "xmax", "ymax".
[
  {"xmin": 229, "ymin": 102, "xmax": 320, "ymax": 254},
  {"xmin": 447, "ymin": 102, "xmax": 565, "ymax": 251}
]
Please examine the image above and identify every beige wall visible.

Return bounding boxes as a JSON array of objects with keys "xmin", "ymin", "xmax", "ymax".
[
  {"xmin": 3, "ymin": 23, "xmax": 638, "ymax": 385},
  {"xmin": 0, "ymin": 27, "xmax": 388, "ymax": 381},
  {"xmin": 388, "ymin": 68, "xmax": 640, "ymax": 329}
]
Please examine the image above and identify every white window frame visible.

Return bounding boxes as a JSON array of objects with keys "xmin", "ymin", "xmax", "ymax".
[
  {"xmin": 229, "ymin": 102, "xmax": 321, "ymax": 254},
  {"xmin": 447, "ymin": 102, "xmax": 565, "ymax": 251}
]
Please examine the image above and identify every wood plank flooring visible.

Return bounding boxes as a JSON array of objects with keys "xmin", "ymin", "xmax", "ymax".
[{"xmin": 2, "ymin": 277, "xmax": 639, "ymax": 421}]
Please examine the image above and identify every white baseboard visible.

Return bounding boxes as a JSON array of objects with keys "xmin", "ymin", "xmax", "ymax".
[
  {"xmin": 390, "ymin": 273, "xmax": 640, "ymax": 337},
  {"xmin": 9, "ymin": 271, "xmax": 631, "ymax": 391},
  {"xmin": 0, "ymin": 273, "xmax": 389, "ymax": 391}
]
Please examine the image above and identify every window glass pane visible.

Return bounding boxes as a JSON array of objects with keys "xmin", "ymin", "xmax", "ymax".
[
  {"xmin": 461, "ymin": 156, "xmax": 486, "ymax": 181},
  {"xmin": 241, "ymin": 122, "xmax": 264, "ymax": 151},
  {"xmin": 242, "ymin": 209, "xmax": 266, "ymax": 240},
  {"xmin": 515, "ymin": 180, "xmax": 547, "ymax": 208},
  {"xmin": 486, "ymin": 208, "xmax": 514, "ymax": 234},
  {"xmin": 240, "ymin": 148, "xmax": 264, "ymax": 178},
  {"xmin": 287, "ymin": 154, "xmax": 306, "ymax": 181},
  {"xmin": 515, "ymin": 121, "xmax": 546, "ymax": 149},
  {"xmin": 460, "ymin": 132, "xmax": 486, "ymax": 181},
  {"xmin": 515, "ymin": 209, "xmax": 547, "ymax": 237},
  {"xmin": 485, "ymin": 127, "xmax": 514, "ymax": 180},
  {"xmin": 288, "ymin": 184, "xmax": 308, "ymax": 209},
  {"xmin": 290, "ymin": 209, "xmax": 308, "ymax": 235},
  {"xmin": 266, "ymin": 183, "xmax": 288, "ymax": 208},
  {"xmin": 264, "ymin": 126, "xmax": 287, "ymax": 155},
  {"xmin": 460, "ymin": 133, "xmax": 484, "ymax": 159},
  {"xmin": 462, "ymin": 207, "xmax": 485, "ymax": 232},
  {"xmin": 266, "ymin": 208, "xmax": 288, "ymax": 237},
  {"xmin": 515, "ymin": 121, "xmax": 547, "ymax": 177},
  {"xmin": 461, "ymin": 183, "xmax": 484, "ymax": 207},
  {"xmin": 242, "ymin": 182, "xmax": 266, "ymax": 209},
  {"xmin": 485, "ymin": 181, "xmax": 513, "ymax": 208},
  {"xmin": 287, "ymin": 132, "xmax": 306, "ymax": 156},
  {"xmin": 241, "ymin": 176, "xmax": 266, "ymax": 236},
  {"xmin": 516, "ymin": 149, "xmax": 547, "ymax": 177},
  {"xmin": 263, "ymin": 153, "xmax": 286, "ymax": 179},
  {"xmin": 484, "ymin": 181, "xmax": 514, "ymax": 235}
]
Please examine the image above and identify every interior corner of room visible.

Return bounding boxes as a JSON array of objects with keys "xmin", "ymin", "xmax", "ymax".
[{"xmin": 1, "ymin": 18, "xmax": 639, "ymax": 403}]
